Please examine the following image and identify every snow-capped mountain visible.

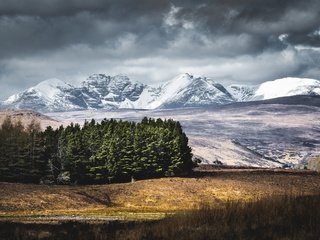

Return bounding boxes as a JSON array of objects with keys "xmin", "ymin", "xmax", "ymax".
[
  {"xmin": 153, "ymin": 73, "xmax": 234, "ymax": 108},
  {"xmin": 1, "ymin": 74, "xmax": 320, "ymax": 112},
  {"xmin": 251, "ymin": 77, "xmax": 320, "ymax": 100}
]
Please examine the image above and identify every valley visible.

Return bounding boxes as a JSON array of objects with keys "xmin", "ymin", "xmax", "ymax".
[
  {"xmin": 0, "ymin": 96, "xmax": 319, "ymax": 167},
  {"xmin": 46, "ymin": 97, "xmax": 320, "ymax": 167}
]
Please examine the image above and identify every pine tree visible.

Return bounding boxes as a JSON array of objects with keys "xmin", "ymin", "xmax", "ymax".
[
  {"xmin": 42, "ymin": 126, "xmax": 59, "ymax": 183},
  {"xmin": 0, "ymin": 116, "xmax": 194, "ymax": 184},
  {"xmin": 25, "ymin": 119, "xmax": 44, "ymax": 182}
]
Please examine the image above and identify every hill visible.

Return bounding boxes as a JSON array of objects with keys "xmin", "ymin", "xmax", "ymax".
[{"xmin": 0, "ymin": 109, "xmax": 61, "ymax": 130}]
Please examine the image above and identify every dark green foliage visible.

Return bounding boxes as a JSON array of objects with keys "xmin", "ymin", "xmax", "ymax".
[
  {"xmin": 0, "ymin": 117, "xmax": 44, "ymax": 183},
  {"xmin": 0, "ymin": 117, "xmax": 193, "ymax": 184}
]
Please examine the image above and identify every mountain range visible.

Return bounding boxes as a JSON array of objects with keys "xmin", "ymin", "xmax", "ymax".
[{"xmin": 1, "ymin": 73, "xmax": 320, "ymax": 112}]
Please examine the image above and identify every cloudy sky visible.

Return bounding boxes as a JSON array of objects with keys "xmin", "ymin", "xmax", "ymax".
[{"xmin": 0, "ymin": 0, "xmax": 320, "ymax": 100}]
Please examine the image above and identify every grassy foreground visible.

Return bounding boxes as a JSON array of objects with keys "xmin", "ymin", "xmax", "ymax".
[
  {"xmin": 0, "ymin": 170, "xmax": 320, "ymax": 219},
  {"xmin": 119, "ymin": 194, "xmax": 320, "ymax": 240},
  {"xmin": 1, "ymin": 194, "xmax": 319, "ymax": 240},
  {"xmin": 0, "ymin": 170, "xmax": 320, "ymax": 239}
]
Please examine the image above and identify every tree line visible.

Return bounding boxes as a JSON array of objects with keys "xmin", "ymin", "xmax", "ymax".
[{"xmin": 0, "ymin": 117, "xmax": 194, "ymax": 184}]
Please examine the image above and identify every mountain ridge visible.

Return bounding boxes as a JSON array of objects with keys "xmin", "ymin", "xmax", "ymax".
[{"xmin": 1, "ymin": 74, "xmax": 320, "ymax": 112}]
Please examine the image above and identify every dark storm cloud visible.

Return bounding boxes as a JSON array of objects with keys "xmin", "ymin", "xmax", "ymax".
[
  {"xmin": 0, "ymin": 0, "xmax": 319, "ymax": 59},
  {"xmin": 174, "ymin": 0, "xmax": 320, "ymax": 49},
  {"xmin": 0, "ymin": 0, "xmax": 169, "ymax": 17},
  {"xmin": 0, "ymin": 0, "xmax": 320, "ymax": 99}
]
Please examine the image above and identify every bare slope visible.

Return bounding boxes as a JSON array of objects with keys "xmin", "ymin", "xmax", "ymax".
[{"xmin": 0, "ymin": 110, "xmax": 61, "ymax": 130}]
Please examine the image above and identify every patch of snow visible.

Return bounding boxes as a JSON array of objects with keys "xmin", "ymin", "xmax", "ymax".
[
  {"xmin": 3, "ymin": 93, "xmax": 21, "ymax": 104},
  {"xmin": 119, "ymin": 98, "xmax": 135, "ymax": 109}
]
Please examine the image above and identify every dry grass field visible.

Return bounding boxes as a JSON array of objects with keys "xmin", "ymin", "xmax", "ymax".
[{"xmin": 1, "ymin": 170, "xmax": 320, "ymax": 221}]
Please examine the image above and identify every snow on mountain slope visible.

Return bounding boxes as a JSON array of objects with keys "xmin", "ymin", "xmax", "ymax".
[
  {"xmin": 2, "ymin": 79, "xmax": 87, "ymax": 112},
  {"xmin": 81, "ymin": 74, "xmax": 146, "ymax": 109},
  {"xmin": 118, "ymin": 86, "xmax": 161, "ymax": 109},
  {"xmin": 227, "ymin": 84, "xmax": 256, "ymax": 102},
  {"xmin": 4, "ymin": 79, "xmax": 70, "ymax": 104},
  {"xmin": 117, "ymin": 73, "xmax": 234, "ymax": 109},
  {"xmin": 252, "ymin": 77, "xmax": 320, "ymax": 100},
  {"xmin": 1, "ymin": 74, "xmax": 148, "ymax": 112},
  {"xmin": 83, "ymin": 74, "xmax": 145, "ymax": 102},
  {"xmin": 33, "ymin": 79, "xmax": 72, "ymax": 100},
  {"xmin": 145, "ymin": 73, "xmax": 234, "ymax": 109}
]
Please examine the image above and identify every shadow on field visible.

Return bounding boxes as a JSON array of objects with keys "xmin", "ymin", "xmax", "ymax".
[
  {"xmin": 1, "ymin": 194, "xmax": 320, "ymax": 240},
  {"xmin": 125, "ymin": 194, "xmax": 320, "ymax": 240}
]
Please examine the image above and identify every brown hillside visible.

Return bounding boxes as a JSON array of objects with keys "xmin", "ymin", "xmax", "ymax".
[
  {"xmin": 0, "ymin": 171, "xmax": 319, "ymax": 219},
  {"xmin": 0, "ymin": 110, "xmax": 61, "ymax": 130}
]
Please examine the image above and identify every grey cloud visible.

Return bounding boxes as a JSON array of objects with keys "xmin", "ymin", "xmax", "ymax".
[{"xmin": 0, "ymin": 0, "xmax": 173, "ymax": 60}]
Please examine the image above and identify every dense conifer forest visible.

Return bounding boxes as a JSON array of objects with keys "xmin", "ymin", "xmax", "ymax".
[{"xmin": 0, "ymin": 117, "xmax": 193, "ymax": 184}]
